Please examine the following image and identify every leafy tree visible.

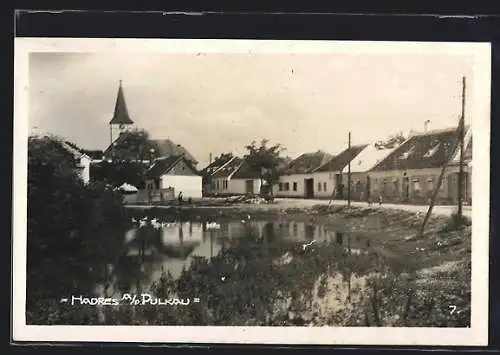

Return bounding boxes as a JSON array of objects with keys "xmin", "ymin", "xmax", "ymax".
[
  {"xmin": 243, "ymin": 139, "xmax": 286, "ymax": 195},
  {"xmin": 27, "ymin": 135, "xmax": 128, "ymax": 324},
  {"xmin": 107, "ymin": 128, "xmax": 159, "ymax": 162},
  {"xmin": 90, "ymin": 161, "xmax": 148, "ymax": 189}
]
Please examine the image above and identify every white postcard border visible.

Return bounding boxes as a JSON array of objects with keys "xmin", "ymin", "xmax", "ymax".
[{"xmin": 13, "ymin": 38, "xmax": 491, "ymax": 346}]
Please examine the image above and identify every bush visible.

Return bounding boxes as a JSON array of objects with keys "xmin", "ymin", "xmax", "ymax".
[
  {"xmin": 440, "ymin": 212, "xmax": 472, "ymax": 233},
  {"xmin": 26, "ymin": 136, "xmax": 128, "ymax": 324},
  {"xmin": 90, "ymin": 161, "xmax": 148, "ymax": 189}
]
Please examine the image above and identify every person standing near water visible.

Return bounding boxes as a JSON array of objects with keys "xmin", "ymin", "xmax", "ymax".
[{"xmin": 178, "ymin": 191, "xmax": 183, "ymax": 205}]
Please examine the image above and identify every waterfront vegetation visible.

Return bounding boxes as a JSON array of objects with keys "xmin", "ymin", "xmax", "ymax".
[{"xmin": 26, "ymin": 136, "xmax": 471, "ymax": 327}]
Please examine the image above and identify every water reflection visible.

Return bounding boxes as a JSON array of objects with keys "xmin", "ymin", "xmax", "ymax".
[{"xmin": 101, "ymin": 219, "xmax": 370, "ymax": 298}]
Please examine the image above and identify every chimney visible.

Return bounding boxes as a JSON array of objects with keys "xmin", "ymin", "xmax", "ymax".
[{"xmin": 209, "ymin": 153, "xmax": 213, "ymax": 164}]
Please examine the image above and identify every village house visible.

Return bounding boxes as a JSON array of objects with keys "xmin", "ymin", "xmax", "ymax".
[
  {"xmin": 229, "ymin": 159, "xmax": 264, "ymax": 195},
  {"xmin": 209, "ymin": 156, "xmax": 244, "ymax": 196},
  {"xmin": 313, "ymin": 145, "xmax": 367, "ymax": 199},
  {"xmin": 446, "ymin": 127, "xmax": 472, "ymax": 204},
  {"xmin": 274, "ymin": 151, "xmax": 333, "ymax": 199},
  {"xmin": 57, "ymin": 141, "xmax": 93, "ymax": 185},
  {"xmin": 200, "ymin": 154, "xmax": 235, "ymax": 196},
  {"xmin": 368, "ymin": 126, "xmax": 471, "ymax": 204},
  {"xmin": 338, "ymin": 140, "xmax": 403, "ymax": 201},
  {"xmin": 145, "ymin": 155, "xmax": 202, "ymax": 199}
]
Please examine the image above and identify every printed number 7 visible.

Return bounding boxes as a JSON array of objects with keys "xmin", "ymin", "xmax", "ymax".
[{"xmin": 449, "ymin": 305, "xmax": 457, "ymax": 314}]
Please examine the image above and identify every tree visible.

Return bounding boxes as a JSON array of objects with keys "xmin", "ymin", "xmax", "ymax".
[
  {"xmin": 243, "ymin": 139, "xmax": 286, "ymax": 196},
  {"xmin": 108, "ymin": 128, "xmax": 159, "ymax": 162},
  {"xmin": 90, "ymin": 160, "xmax": 148, "ymax": 189},
  {"xmin": 27, "ymin": 135, "xmax": 128, "ymax": 324}
]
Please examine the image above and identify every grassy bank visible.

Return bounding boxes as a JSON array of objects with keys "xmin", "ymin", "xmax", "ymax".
[{"xmin": 105, "ymin": 204, "xmax": 471, "ymax": 327}]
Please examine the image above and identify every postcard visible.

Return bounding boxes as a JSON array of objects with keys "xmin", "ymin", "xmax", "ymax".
[{"xmin": 13, "ymin": 38, "xmax": 490, "ymax": 345}]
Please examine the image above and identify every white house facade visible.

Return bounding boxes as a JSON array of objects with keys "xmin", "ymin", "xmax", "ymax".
[
  {"xmin": 60, "ymin": 141, "xmax": 93, "ymax": 185},
  {"xmin": 275, "ymin": 151, "xmax": 333, "ymax": 199},
  {"xmin": 145, "ymin": 155, "xmax": 202, "ymax": 199}
]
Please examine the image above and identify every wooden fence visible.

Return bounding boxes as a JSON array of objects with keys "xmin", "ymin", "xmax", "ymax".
[{"xmin": 122, "ymin": 188, "xmax": 175, "ymax": 204}]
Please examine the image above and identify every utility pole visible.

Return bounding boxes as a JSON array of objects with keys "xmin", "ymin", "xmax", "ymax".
[
  {"xmin": 347, "ymin": 131, "xmax": 352, "ymax": 207},
  {"xmin": 457, "ymin": 76, "xmax": 466, "ymax": 219},
  {"xmin": 418, "ymin": 76, "xmax": 466, "ymax": 238}
]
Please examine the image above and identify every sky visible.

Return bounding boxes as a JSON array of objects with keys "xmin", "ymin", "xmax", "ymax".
[{"xmin": 29, "ymin": 51, "xmax": 474, "ymax": 168}]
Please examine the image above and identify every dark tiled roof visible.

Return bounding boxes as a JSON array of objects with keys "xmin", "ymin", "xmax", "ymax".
[
  {"xmin": 315, "ymin": 145, "xmax": 368, "ymax": 173},
  {"xmin": 231, "ymin": 159, "xmax": 262, "ymax": 179},
  {"xmin": 212, "ymin": 157, "xmax": 244, "ymax": 178},
  {"xmin": 63, "ymin": 141, "xmax": 103, "ymax": 160},
  {"xmin": 150, "ymin": 139, "xmax": 198, "ymax": 164},
  {"xmin": 145, "ymin": 155, "xmax": 199, "ymax": 179},
  {"xmin": 201, "ymin": 155, "xmax": 234, "ymax": 176},
  {"xmin": 104, "ymin": 135, "xmax": 198, "ymax": 164},
  {"xmin": 63, "ymin": 141, "xmax": 85, "ymax": 155},
  {"xmin": 371, "ymin": 128, "xmax": 459, "ymax": 171},
  {"xmin": 285, "ymin": 151, "xmax": 334, "ymax": 174},
  {"xmin": 109, "ymin": 81, "xmax": 134, "ymax": 125},
  {"xmin": 82, "ymin": 150, "xmax": 104, "ymax": 160}
]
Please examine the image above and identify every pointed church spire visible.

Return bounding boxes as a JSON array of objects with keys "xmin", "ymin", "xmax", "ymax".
[{"xmin": 109, "ymin": 80, "xmax": 134, "ymax": 125}]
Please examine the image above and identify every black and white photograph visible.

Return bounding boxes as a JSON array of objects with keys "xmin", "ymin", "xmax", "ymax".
[{"xmin": 13, "ymin": 38, "xmax": 490, "ymax": 345}]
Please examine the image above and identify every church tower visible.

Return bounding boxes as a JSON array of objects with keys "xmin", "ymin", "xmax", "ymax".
[{"xmin": 109, "ymin": 80, "xmax": 134, "ymax": 145}]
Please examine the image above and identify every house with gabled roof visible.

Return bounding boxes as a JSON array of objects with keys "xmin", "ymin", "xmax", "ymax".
[
  {"xmin": 145, "ymin": 155, "xmax": 202, "ymax": 199},
  {"xmin": 209, "ymin": 156, "xmax": 244, "ymax": 196},
  {"xmin": 275, "ymin": 151, "xmax": 333, "ymax": 199},
  {"xmin": 447, "ymin": 127, "xmax": 472, "ymax": 204},
  {"xmin": 368, "ymin": 126, "xmax": 471, "ymax": 204},
  {"xmin": 56, "ymin": 140, "xmax": 93, "ymax": 184},
  {"xmin": 313, "ymin": 145, "xmax": 368, "ymax": 199},
  {"xmin": 338, "ymin": 142, "xmax": 403, "ymax": 201},
  {"xmin": 228, "ymin": 159, "xmax": 264, "ymax": 195},
  {"xmin": 200, "ymin": 154, "xmax": 235, "ymax": 196}
]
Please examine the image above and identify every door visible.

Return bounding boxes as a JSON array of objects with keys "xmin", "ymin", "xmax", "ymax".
[
  {"xmin": 304, "ymin": 178, "xmax": 314, "ymax": 198},
  {"xmin": 335, "ymin": 174, "xmax": 343, "ymax": 198},
  {"xmin": 245, "ymin": 180, "xmax": 254, "ymax": 194},
  {"xmin": 365, "ymin": 176, "xmax": 371, "ymax": 202},
  {"xmin": 463, "ymin": 172, "xmax": 469, "ymax": 202},
  {"xmin": 402, "ymin": 177, "xmax": 410, "ymax": 202}
]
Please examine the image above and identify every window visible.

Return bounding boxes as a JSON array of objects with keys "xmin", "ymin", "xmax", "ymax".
[
  {"xmin": 427, "ymin": 177, "xmax": 434, "ymax": 192},
  {"xmin": 216, "ymin": 180, "xmax": 220, "ymax": 190},
  {"xmin": 284, "ymin": 182, "xmax": 290, "ymax": 191},
  {"xmin": 413, "ymin": 178, "xmax": 421, "ymax": 196},
  {"xmin": 318, "ymin": 182, "xmax": 322, "ymax": 191},
  {"xmin": 223, "ymin": 180, "xmax": 228, "ymax": 190},
  {"xmin": 399, "ymin": 145, "xmax": 416, "ymax": 160},
  {"xmin": 323, "ymin": 182, "xmax": 327, "ymax": 191},
  {"xmin": 293, "ymin": 182, "xmax": 297, "ymax": 191},
  {"xmin": 423, "ymin": 143, "xmax": 441, "ymax": 158},
  {"xmin": 439, "ymin": 178, "xmax": 445, "ymax": 191},
  {"xmin": 279, "ymin": 183, "xmax": 283, "ymax": 191}
]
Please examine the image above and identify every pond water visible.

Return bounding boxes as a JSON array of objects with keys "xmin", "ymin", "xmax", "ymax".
[{"xmin": 96, "ymin": 217, "xmax": 373, "ymax": 300}]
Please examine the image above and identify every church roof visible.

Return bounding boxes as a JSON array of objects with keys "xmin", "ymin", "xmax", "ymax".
[{"xmin": 109, "ymin": 81, "xmax": 134, "ymax": 125}]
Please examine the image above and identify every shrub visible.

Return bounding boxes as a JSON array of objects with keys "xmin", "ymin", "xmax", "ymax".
[
  {"xmin": 26, "ymin": 136, "xmax": 128, "ymax": 324},
  {"xmin": 90, "ymin": 161, "xmax": 148, "ymax": 189},
  {"xmin": 440, "ymin": 212, "xmax": 472, "ymax": 233}
]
